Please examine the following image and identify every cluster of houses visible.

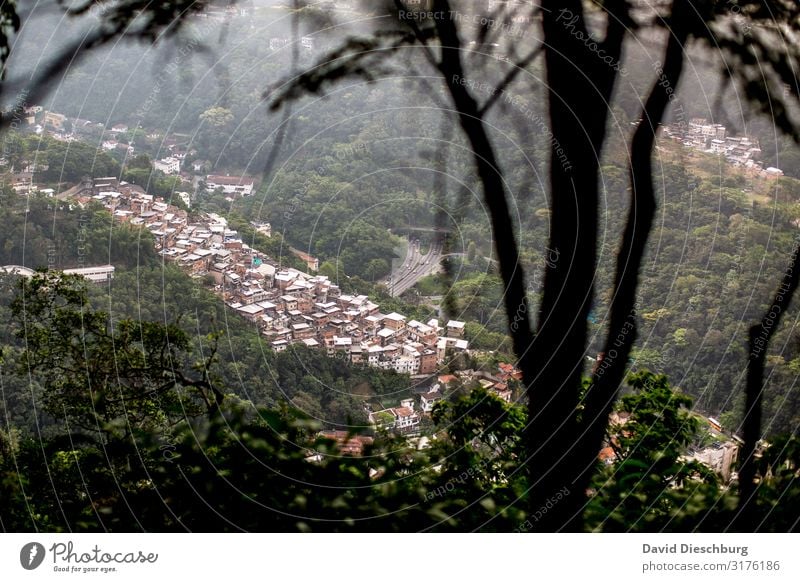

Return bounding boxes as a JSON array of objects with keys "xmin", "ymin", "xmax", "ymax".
[
  {"xmin": 664, "ymin": 118, "xmax": 784, "ymax": 178},
  {"xmin": 74, "ymin": 172, "xmax": 526, "ymax": 446},
  {"xmin": 152, "ymin": 144, "xmax": 217, "ymax": 178},
  {"xmin": 0, "ymin": 105, "xmax": 89, "ymax": 147},
  {"xmin": 32, "ymin": 108, "xmax": 129, "ymax": 147},
  {"xmin": 4, "ymin": 171, "xmax": 51, "ymax": 195},
  {"xmin": 260, "ymin": 296, "xmax": 470, "ymax": 378},
  {"xmin": 365, "ymin": 365, "xmax": 521, "ymax": 438},
  {"xmin": 74, "ymin": 176, "xmax": 473, "ymax": 379},
  {"xmin": 312, "ymin": 367, "xmax": 523, "ymax": 456},
  {"xmin": 100, "ymin": 123, "xmax": 137, "ymax": 158},
  {"xmin": 7, "ymin": 105, "xmax": 223, "ymax": 184}
]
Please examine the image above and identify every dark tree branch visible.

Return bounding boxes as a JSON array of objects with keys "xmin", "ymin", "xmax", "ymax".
[
  {"xmin": 428, "ymin": 0, "xmax": 536, "ymax": 380},
  {"xmin": 391, "ymin": 0, "xmax": 438, "ymax": 70},
  {"xmin": 1, "ymin": 0, "xmax": 209, "ymax": 130},
  {"xmin": 477, "ymin": 45, "xmax": 543, "ymax": 117},
  {"xmin": 267, "ymin": 31, "xmax": 420, "ymax": 111}
]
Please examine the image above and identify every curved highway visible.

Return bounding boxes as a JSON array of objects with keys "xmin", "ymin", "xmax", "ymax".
[{"xmin": 385, "ymin": 239, "xmax": 442, "ymax": 297}]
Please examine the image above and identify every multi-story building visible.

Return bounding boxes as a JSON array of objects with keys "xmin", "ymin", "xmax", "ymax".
[
  {"xmin": 154, "ymin": 157, "xmax": 181, "ymax": 175},
  {"xmin": 206, "ymin": 174, "xmax": 255, "ymax": 196}
]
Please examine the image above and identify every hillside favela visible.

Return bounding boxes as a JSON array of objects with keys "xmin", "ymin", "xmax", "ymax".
[{"xmin": 0, "ymin": 0, "xmax": 798, "ymax": 550}]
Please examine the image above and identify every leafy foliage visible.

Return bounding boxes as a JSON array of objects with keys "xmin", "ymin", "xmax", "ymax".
[
  {"xmin": 12, "ymin": 273, "xmax": 222, "ymax": 436},
  {"xmin": 587, "ymin": 372, "xmax": 724, "ymax": 531}
]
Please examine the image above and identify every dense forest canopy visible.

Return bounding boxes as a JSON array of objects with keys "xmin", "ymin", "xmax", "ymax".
[{"xmin": 0, "ymin": 0, "xmax": 798, "ymax": 533}]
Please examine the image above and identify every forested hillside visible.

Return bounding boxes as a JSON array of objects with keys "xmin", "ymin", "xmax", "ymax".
[
  {"xmin": 7, "ymin": 2, "xmax": 800, "ymax": 435},
  {"xmin": 0, "ymin": 192, "xmax": 425, "ymax": 436},
  {"xmin": 2, "ymin": 0, "xmax": 800, "ymax": 536},
  {"xmin": 444, "ymin": 146, "xmax": 800, "ymax": 436}
]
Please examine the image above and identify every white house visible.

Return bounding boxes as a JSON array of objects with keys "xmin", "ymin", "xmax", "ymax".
[
  {"xmin": 63, "ymin": 265, "xmax": 115, "ymax": 283},
  {"xmin": 392, "ymin": 355, "xmax": 418, "ymax": 375},
  {"xmin": 369, "ymin": 405, "xmax": 420, "ymax": 433},
  {"xmin": 154, "ymin": 157, "xmax": 181, "ymax": 175},
  {"xmin": 176, "ymin": 191, "xmax": 191, "ymax": 208},
  {"xmin": 420, "ymin": 390, "xmax": 443, "ymax": 413},
  {"xmin": 392, "ymin": 406, "xmax": 420, "ymax": 432},
  {"xmin": 367, "ymin": 345, "xmax": 383, "ymax": 365},
  {"xmin": 271, "ymin": 339, "xmax": 288, "ymax": 353},
  {"xmin": 206, "ymin": 174, "xmax": 255, "ymax": 196}
]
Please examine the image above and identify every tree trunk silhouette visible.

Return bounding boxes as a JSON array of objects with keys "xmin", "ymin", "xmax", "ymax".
[
  {"xmin": 576, "ymin": 1, "xmax": 691, "ymax": 515},
  {"xmin": 428, "ymin": 0, "xmax": 537, "ymax": 380},
  {"xmin": 525, "ymin": 0, "xmax": 626, "ymax": 531},
  {"xmin": 736, "ymin": 242, "xmax": 800, "ymax": 529}
]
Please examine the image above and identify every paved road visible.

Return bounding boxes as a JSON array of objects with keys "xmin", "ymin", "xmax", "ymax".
[{"xmin": 385, "ymin": 238, "xmax": 442, "ymax": 297}]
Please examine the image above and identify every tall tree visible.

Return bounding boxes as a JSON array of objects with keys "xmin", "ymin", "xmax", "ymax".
[
  {"xmin": 736, "ymin": 242, "xmax": 800, "ymax": 530},
  {"xmin": 577, "ymin": 0, "xmax": 692, "ymax": 528},
  {"xmin": 266, "ymin": 0, "xmax": 800, "ymax": 530},
  {"xmin": 524, "ymin": 0, "xmax": 627, "ymax": 530}
]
